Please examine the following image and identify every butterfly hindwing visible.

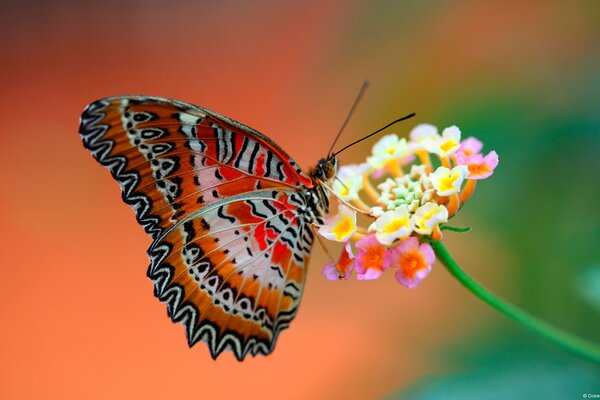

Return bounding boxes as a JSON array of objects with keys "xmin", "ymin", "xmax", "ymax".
[{"xmin": 148, "ymin": 189, "xmax": 314, "ymax": 360}]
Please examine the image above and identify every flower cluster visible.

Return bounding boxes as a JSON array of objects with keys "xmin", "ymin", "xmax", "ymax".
[{"xmin": 318, "ymin": 124, "xmax": 498, "ymax": 288}]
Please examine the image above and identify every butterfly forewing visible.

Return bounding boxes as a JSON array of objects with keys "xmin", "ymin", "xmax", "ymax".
[
  {"xmin": 80, "ymin": 96, "xmax": 313, "ymax": 239},
  {"xmin": 80, "ymin": 96, "xmax": 317, "ymax": 359}
]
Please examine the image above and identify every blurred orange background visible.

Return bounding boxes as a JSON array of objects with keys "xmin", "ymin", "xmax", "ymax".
[{"xmin": 2, "ymin": 1, "xmax": 599, "ymax": 399}]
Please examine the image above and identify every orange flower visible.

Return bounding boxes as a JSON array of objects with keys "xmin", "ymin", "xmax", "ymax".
[
  {"xmin": 387, "ymin": 237, "xmax": 435, "ymax": 288},
  {"xmin": 456, "ymin": 151, "xmax": 499, "ymax": 180},
  {"xmin": 354, "ymin": 234, "xmax": 391, "ymax": 280}
]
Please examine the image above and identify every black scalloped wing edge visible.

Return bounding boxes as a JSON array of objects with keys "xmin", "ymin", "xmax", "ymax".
[
  {"xmin": 79, "ymin": 98, "xmax": 163, "ymax": 239},
  {"xmin": 147, "ymin": 241, "xmax": 288, "ymax": 360}
]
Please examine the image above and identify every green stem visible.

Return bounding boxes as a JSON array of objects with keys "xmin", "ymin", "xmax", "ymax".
[{"xmin": 430, "ymin": 240, "xmax": 600, "ymax": 364}]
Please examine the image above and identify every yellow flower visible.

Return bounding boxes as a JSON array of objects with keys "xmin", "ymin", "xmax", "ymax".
[
  {"xmin": 367, "ymin": 134, "xmax": 411, "ymax": 169},
  {"xmin": 369, "ymin": 206, "xmax": 413, "ymax": 245},
  {"xmin": 318, "ymin": 205, "xmax": 357, "ymax": 242},
  {"xmin": 412, "ymin": 202, "xmax": 448, "ymax": 235},
  {"xmin": 332, "ymin": 163, "xmax": 369, "ymax": 201},
  {"xmin": 431, "ymin": 126, "xmax": 461, "ymax": 157},
  {"xmin": 408, "ymin": 124, "xmax": 441, "ymax": 152},
  {"xmin": 429, "ymin": 165, "xmax": 469, "ymax": 196}
]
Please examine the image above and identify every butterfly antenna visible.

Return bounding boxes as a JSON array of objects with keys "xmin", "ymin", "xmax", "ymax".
[
  {"xmin": 333, "ymin": 112, "xmax": 416, "ymax": 156},
  {"xmin": 327, "ymin": 80, "xmax": 370, "ymax": 157}
]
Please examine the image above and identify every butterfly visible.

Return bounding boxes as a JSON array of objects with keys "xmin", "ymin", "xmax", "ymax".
[{"xmin": 79, "ymin": 96, "xmax": 338, "ymax": 360}]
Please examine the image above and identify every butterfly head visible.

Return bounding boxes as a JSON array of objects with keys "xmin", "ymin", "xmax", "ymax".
[{"xmin": 310, "ymin": 155, "xmax": 338, "ymax": 184}]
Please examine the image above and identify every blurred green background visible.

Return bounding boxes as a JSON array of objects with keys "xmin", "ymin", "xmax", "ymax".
[{"xmin": 1, "ymin": 0, "xmax": 599, "ymax": 398}]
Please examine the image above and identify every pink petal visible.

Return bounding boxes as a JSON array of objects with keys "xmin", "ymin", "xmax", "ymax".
[
  {"xmin": 357, "ymin": 268, "xmax": 384, "ymax": 281},
  {"xmin": 470, "ymin": 151, "xmax": 499, "ymax": 180},
  {"xmin": 418, "ymin": 243, "xmax": 436, "ymax": 265},
  {"xmin": 381, "ymin": 253, "xmax": 393, "ymax": 270},
  {"xmin": 456, "ymin": 152, "xmax": 483, "ymax": 166},
  {"xmin": 395, "ymin": 265, "xmax": 432, "ymax": 288},
  {"xmin": 396, "ymin": 236, "xmax": 419, "ymax": 253},
  {"xmin": 354, "ymin": 234, "xmax": 389, "ymax": 275},
  {"xmin": 484, "ymin": 150, "xmax": 499, "ymax": 170},
  {"xmin": 371, "ymin": 168, "xmax": 386, "ymax": 179},
  {"xmin": 385, "ymin": 237, "xmax": 418, "ymax": 268},
  {"xmin": 459, "ymin": 137, "xmax": 483, "ymax": 155},
  {"xmin": 397, "ymin": 154, "xmax": 416, "ymax": 166},
  {"xmin": 354, "ymin": 254, "xmax": 366, "ymax": 274},
  {"xmin": 356, "ymin": 233, "xmax": 379, "ymax": 251},
  {"xmin": 322, "ymin": 262, "xmax": 340, "ymax": 281}
]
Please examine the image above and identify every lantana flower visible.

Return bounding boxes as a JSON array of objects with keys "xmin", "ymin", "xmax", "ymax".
[
  {"xmin": 431, "ymin": 126, "xmax": 461, "ymax": 157},
  {"xmin": 354, "ymin": 234, "xmax": 391, "ymax": 280},
  {"xmin": 409, "ymin": 124, "xmax": 440, "ymax": 152},
  {"xmin": 387, "ymin": 237, "xmax": 435, "ymax": 288},
  {"xmin": 458, "ymin": 136, "xmax": 483, "ymax": 156},
  {"xmin": 456, "ymin": 150, "xmax": 499, "ymax": 180},
  {"xmin": 332, "ymin": 163, "xmax": 370, "ymax": 201},
  {"xmin": 318, "ymin": 204, "xmax": 356, "ymax": 242},
  {"xmin": 369, "ymin": 206, "xmax": 413, "ymax": 245},
  {"xmin": 311, "ymin": 122, "xmax": 599, "ymax": 366},
  {"xmin": 367, "ymin": 134, "xmax": 411, "ymax": 169},
  {"xmin": 412, "ymin": 202, "xmax": 448, "ymax": 235},
  {"xmin": 317, "ymin": 123, "xmax": 498, "ymax": 288},
  {"xmin": 429, "ymin": 165, "xmax": 469, "ymax": 196}
]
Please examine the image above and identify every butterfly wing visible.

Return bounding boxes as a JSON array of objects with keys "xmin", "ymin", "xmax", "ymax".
[
  {"xmin": 80, "ymin": 96, "xmax": 316, "ymax": 359},
  {"xmin": 79, "ymin": 96, "xmax": 313, "ymax": 239},
  {"xmin": 149, "ymin": 189, "xmax": 314, "ymax": 360}
]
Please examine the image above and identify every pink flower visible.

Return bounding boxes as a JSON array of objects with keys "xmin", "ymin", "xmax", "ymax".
[
  {"xmin": 456, "ymin": 151, "xmax": 499, "ymax": 180},
  {"xmin": 354, "ymin": 234, "xmax": 392, "ymax": 280},
  {"xmin": 458, "ymin": 137, "xmax": 483, "ymax": 156},
  {"xmin": 371, "ymin": 167, "xmax": 387, "ymax": 179},
  {"xmin": 322, "ymin": 242, "xmax": 355, "ymax": 281},
  {"xmin": 387, "ymin": 237, "xmax": 435, "ymax": 288}
]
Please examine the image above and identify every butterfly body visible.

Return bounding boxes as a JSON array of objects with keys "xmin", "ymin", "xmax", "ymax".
[{"xmin": 79, "ymin": 96, "xmax": 335, "ymax": 360}]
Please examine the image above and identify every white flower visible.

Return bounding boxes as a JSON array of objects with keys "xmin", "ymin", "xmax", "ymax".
[
  {"xmin": 318, "ymin": 205, "xmax": 357, "ymax": 242},
  {"xmin": 367, "ymin": 134, "xmax": 411, "ymax": 169},
  {"xmin": 333, "ymin": 163, "xmax": 370, "ymax": 201},
  {"xmin": 412, "ymin": 203, "xmax": 448, "ymax": 235},
  {"xmin": 369, "ymin": 205, "xmax": 413, "ymax": 245},
  {"xmin": 409, "ymin": 124, "xmax": 440, "ymax": 152},
  {"xmin": 429, "ymin": 165, "xmax": 469, "ymax": 196},
  {"xmin": 431, "ymin": 126, "xmax": 461, "ymax": 157}
]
